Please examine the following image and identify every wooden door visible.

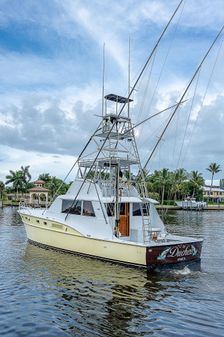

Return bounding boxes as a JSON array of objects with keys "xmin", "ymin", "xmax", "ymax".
[{"xmin": 119, "ymin": 203, "xmax": 130, "ymax": 236}]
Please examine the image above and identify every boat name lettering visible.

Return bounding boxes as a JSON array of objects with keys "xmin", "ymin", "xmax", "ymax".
[
  {"xmin": 168, "ymin": 245, "xmax": 195, "ymax": 258},
  {"xmin": 157, "ymin": 244, "xmax": 197, "ymax": 261}
]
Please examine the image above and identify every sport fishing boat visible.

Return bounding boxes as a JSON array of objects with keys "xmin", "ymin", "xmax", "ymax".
[
  {"xmin": 18, "ymin": 1, "xmax": 213, "ymax": 269},
  {"xmin": 18, "ymin": 91, "xmax": 203, "ymax": 268}
]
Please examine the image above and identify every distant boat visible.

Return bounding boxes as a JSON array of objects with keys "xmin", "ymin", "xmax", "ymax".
[{"xmin": 176, "ymin": 198, "xmax": 207, "ymax": 210}]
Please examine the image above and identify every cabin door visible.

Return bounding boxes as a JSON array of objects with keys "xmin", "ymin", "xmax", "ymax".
[{"xmin": 119, "ymin": 203, "xmax": 130, "ymax": 236}]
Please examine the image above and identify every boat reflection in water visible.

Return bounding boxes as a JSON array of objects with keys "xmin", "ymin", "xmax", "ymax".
[{"xmin": 22, "ymin": 243, "xmax": 201, "ymax": 336}]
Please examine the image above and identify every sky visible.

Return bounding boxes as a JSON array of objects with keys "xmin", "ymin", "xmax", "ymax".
[{"xmin": 1, "ymin": 0, "xmax": 224, "ymax": 183}]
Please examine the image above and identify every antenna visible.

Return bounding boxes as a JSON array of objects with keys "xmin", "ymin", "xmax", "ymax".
[
  {"xmin": 102, "ymin": 43, "xmax": 105, "ymax": 116},
  {"xmin": 128, "ymin": 36, "xmax": 131, "ymax": 118}
]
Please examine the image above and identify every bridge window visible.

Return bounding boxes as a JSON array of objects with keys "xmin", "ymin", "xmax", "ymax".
[
  {"xmin": 83, "ymin": 201, "xmax": 95, "ymax": 217},
  {"xmin": 133, "ymin": 203, "xmax": 149, "ymax": 216},
  {"xmin": 62, "ymin": 199, "xmax": 81, "ymax": 215},
  {"xmin": 133, "ymin": 203, "xmax": 141, "ymax": 216}
]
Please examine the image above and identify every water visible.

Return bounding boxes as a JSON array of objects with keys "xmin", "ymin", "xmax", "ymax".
[{"xmin": 1, "ymin": 207, "xmax": 224, "ymax": 337}]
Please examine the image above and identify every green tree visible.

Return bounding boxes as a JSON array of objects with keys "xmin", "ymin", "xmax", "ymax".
[
  {"xmin": 44, "ymin": 176, "xmax": 69, "ymax": 199},
  {"xmin": 38, "ymin": 173, "xmax": 51, "ymax": 183},
  {"xmin": 206, "ymin": 162, "xmax": 221, "ymax": 197},
  {"xmin": 173, "ymin": 168, "xmax": 187, "ymax": 201},
  {"xmin": 179, "ymin": 180, "xmax": 191, "ymax": 199},
  {"xmin": 153, "ymin": 169, "xmax": 171, "ymax": 205},
  {"xmin": 5, "ymin": 170, "xmax": 25, "ymax": 199},
  {"xmin": 189, "ymin": 170, "xmax": 204, "ymax": 199}
]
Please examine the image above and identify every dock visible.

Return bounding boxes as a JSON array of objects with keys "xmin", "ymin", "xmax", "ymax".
[{"xmin": 156, "ymin": 205, "xmax": 224, "ymax": 211}]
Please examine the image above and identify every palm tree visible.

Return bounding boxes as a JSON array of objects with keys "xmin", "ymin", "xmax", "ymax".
[
  {"xmin": 21, "ymin": 165, "xmax": 31, "ymax": 183},
  {"xmin": 173, "ymin": 168, "xmax": 187, "ymax": 201},
  {"xmin": 5, "ymin": 170, "xmax": 25, "ymax": 199},
  {"xmin": 154, "ymin": 169, "xmax": 171, "ymax": 205},
  {"xmin": 45, "ymin": 177, "xmax": 69, "ymax": 199},
  {"xmin": 190, "ymin": 171, "xmax": 204, "ymax": 198},
  {"xmin": 206, "ymin": 163, "xmax": 221, "ymax": 197},
  {"xmin": 38, "ymin": 173, "xmax": 51, "ymax": 183}
]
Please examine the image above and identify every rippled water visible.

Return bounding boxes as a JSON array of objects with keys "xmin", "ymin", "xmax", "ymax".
[{"xmin": 1, "ymin": 207, "xmax": 224, "ymax": 337}]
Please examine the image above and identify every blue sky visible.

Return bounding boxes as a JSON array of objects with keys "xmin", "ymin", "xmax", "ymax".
[{"xmin": 0, "ymin": 0, "xmax": 224, "ymax": 182}]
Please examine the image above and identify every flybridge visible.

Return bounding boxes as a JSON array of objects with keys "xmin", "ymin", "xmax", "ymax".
[
  {"xmin": 95, "ymin": 93, "xmax": 134, "ymax": 140},
  {"xmin": 103, "ymin": 93, "xmax": 133, "ymax": 118},
  {"xmin": 104, "ymin": 94, "xmax": 133, "ymax": 104}
]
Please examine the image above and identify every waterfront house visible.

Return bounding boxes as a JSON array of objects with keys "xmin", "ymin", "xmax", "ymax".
[
  {"xmin": 203, "ymin": 180, "xmax": 224, "ymax": 202},
  {"xmin": 6, "ymin": 180, "xmax": 49, "ymax": 206},
  {"xmin": 28, "ymin": 180, "xmax": 49, "ymax": 206}
]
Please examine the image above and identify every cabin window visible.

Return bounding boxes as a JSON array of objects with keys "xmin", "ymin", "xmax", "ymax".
[
  {"xmin": 133, "ymin": 203, "xmax": 149, "ymax": 216},
  {"xmin": 105, "ymin": 203, "xmax": 114, "ymax": 217},
  {"xmin": 71, "ymin": 200, "xmax": 82, "ymax": 215},
  {"xmin": 133, "ymin": 203, "xmax": 141, "ymax": 216},
  {"xmin": 83, "ymin": 201, "xmax": 95, "ymax": 217},
  {"xmin": 62, "ymin": 199, "xmax": 81, "ymax": 215}
]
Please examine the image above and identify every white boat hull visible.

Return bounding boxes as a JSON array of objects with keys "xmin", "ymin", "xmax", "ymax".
[
  {"xmin": 24, "ymin": 221, "xmax": 147, "ymax": 266},
  {"xmin": 21, "ymin": 214, "xmax": 202, "ymax": 268}
]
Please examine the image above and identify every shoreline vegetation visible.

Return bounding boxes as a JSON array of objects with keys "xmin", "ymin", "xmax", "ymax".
[{"xmin": 0, "ymin": 164, "xmax": 223, "ymax": 208}]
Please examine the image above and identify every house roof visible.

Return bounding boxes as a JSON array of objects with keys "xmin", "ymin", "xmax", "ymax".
[
  {"xmin": 204, "ymin": 179, "xmax": 220, "ymax": 187},
  {"xmin": 29, "ymin": 186, "xmax": 49, "ymax": 192},
  {"xmin": 34, "ymin": 180, "xmax": 45, "ymax": 185},
  {"xmin": 203, "ymin": 186, "xmax": 224, "ymax": 192}
]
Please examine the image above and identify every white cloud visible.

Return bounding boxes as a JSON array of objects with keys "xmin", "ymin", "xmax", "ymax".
[
  {"xmin": 0, "ymin": 84, "xmax": 103, "ymax": 159},
  {"xmin": 0, "ymin": 145, "xmax": 77, "ymax": 183},
  {"xmin": 1, "ymin": 0, "xmax": 224, "ymax": 183}
]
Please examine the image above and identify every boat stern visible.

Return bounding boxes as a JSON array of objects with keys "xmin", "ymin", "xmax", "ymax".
[{"xmin": 146, "ymin": 240, "xmax": 203, "ymax": 267}]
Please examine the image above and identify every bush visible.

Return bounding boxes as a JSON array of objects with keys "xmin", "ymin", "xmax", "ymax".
[
  {"xmin": 163, "ymin": 200, "xmax": 175, "ymax": 206},
  {"xmin": 148, "ymin": 192, "xmax": 160, "ymax": 202}
]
